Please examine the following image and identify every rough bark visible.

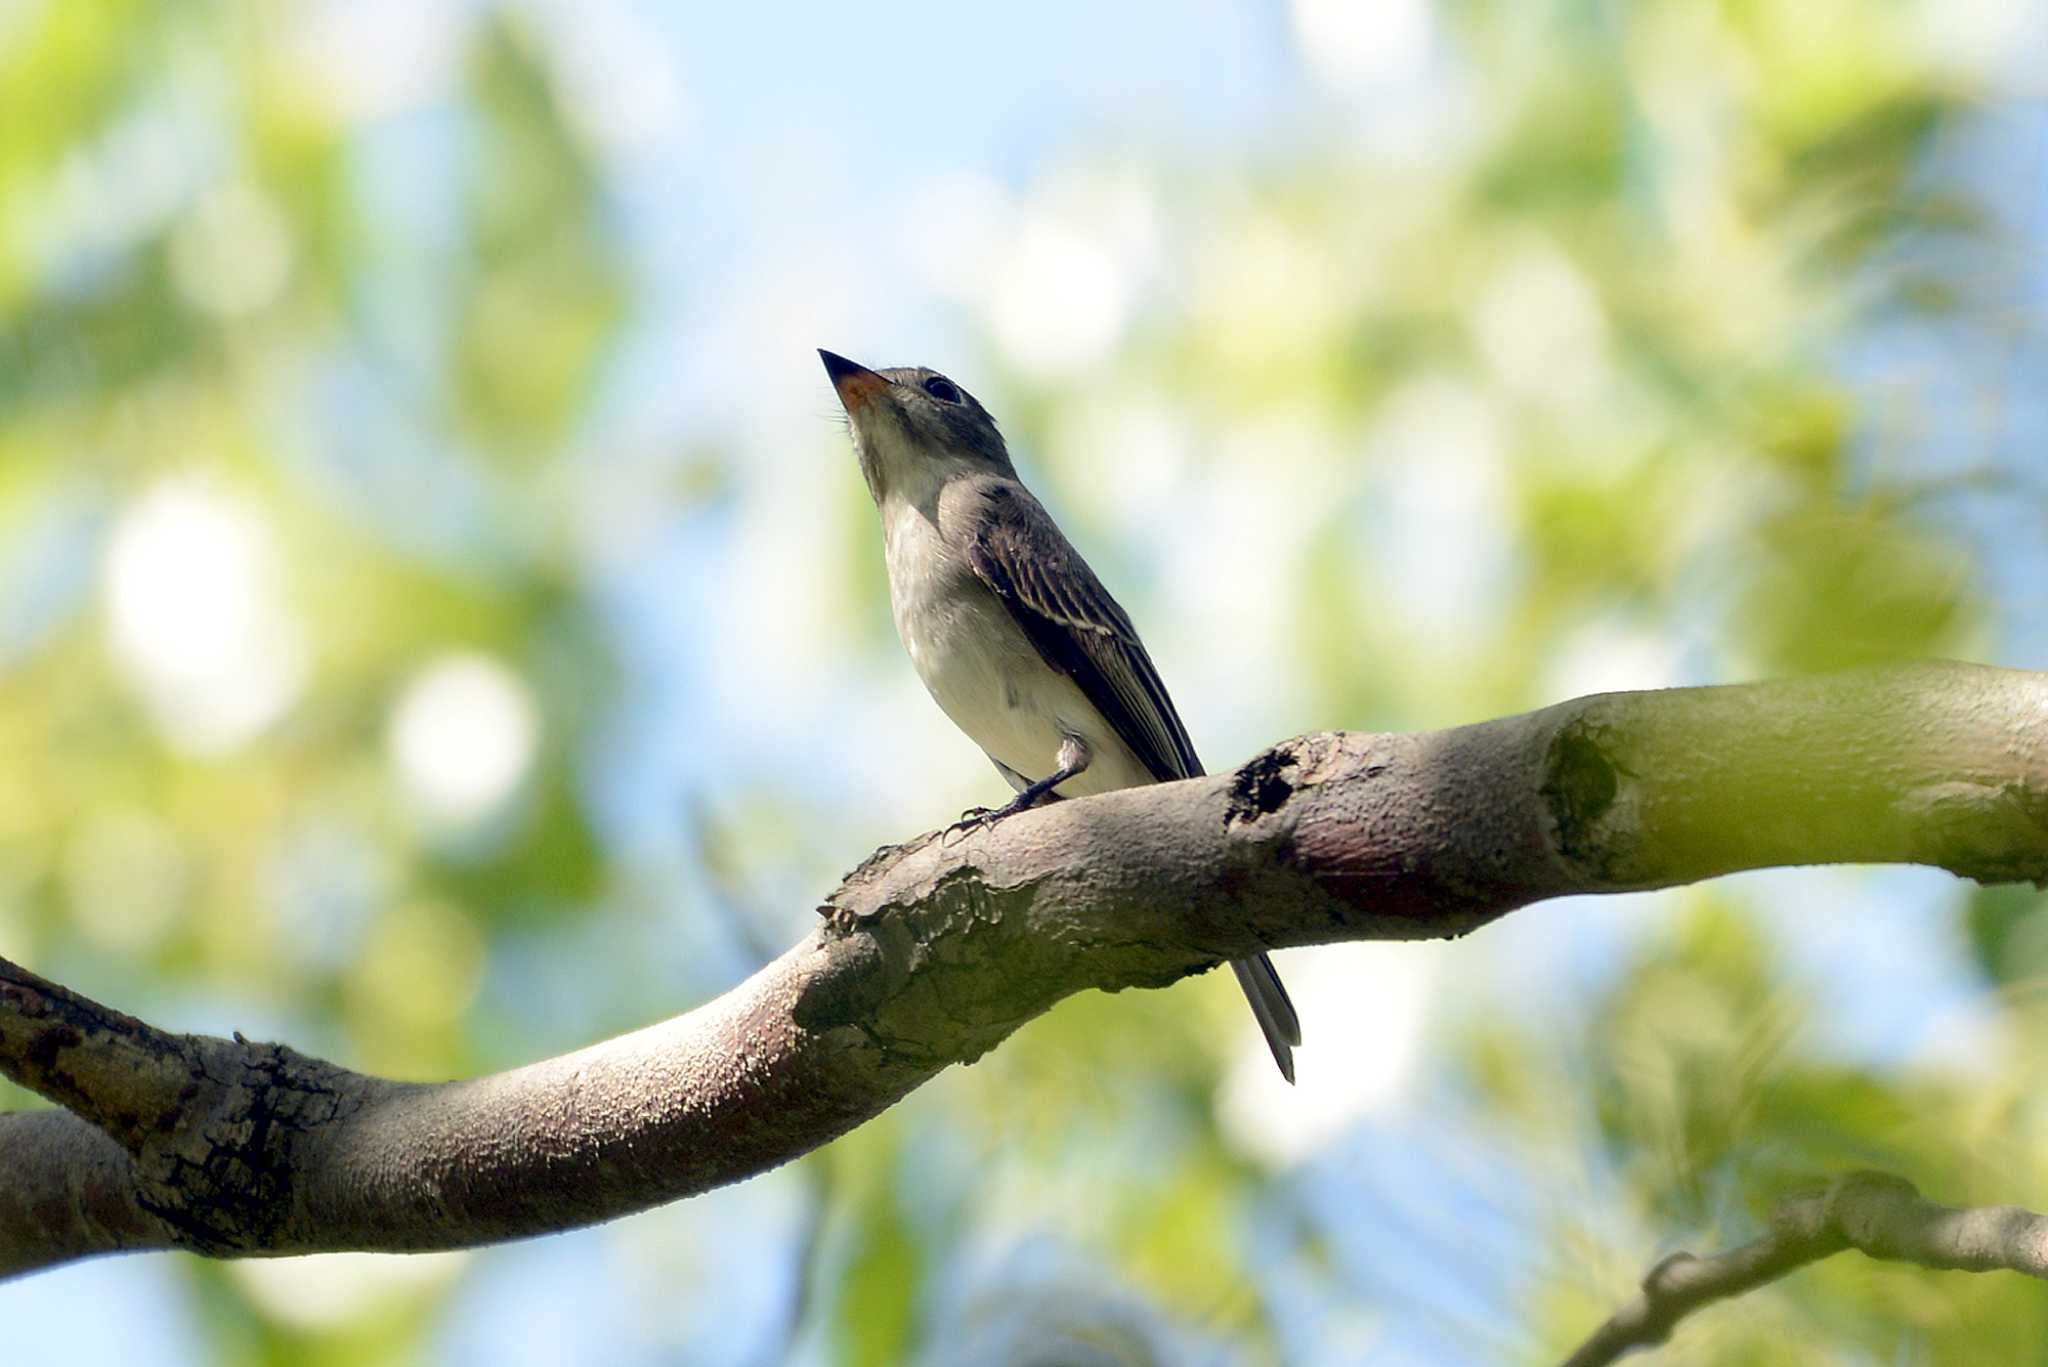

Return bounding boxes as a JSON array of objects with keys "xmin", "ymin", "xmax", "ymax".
[{"xmin": 1, "ymin": 661, "xmax": 2043, "ymax": 1278}]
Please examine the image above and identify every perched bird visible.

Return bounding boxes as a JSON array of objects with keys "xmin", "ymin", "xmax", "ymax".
[{"xmin": 821, "ymin": 349, "xmax": 1301, "ymax": 1082}]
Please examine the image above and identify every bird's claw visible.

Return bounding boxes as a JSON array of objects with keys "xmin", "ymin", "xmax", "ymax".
[{"xmin": 945, "ymin": 803, "xmax": 1017, "ymax": 841}]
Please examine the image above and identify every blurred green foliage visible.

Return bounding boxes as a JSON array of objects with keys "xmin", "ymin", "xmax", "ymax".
[
  {"xmin": 0, "ymin": 0, "xmax": 2040, "ymax": 1363},
  {"xmin": 1478, "ymin": 895, "xmax": 2048, "ymax": 1363}
]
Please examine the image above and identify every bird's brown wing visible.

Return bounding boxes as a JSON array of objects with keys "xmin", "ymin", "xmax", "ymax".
[
  {"xmin": 965, "ymin": 483, "xmax": 1201, "ymax": 783},
  {"xmin": 965, "ymin": 480, "xmax": 1301, "ymax": 1080}
]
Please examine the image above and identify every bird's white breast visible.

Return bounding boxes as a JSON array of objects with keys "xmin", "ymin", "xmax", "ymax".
[{"xmin": 879, "ymin": 497, "xmax": 1148, "ymax": 796}]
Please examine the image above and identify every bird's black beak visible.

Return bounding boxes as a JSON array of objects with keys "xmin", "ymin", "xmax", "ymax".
[{"xmin": 819, "ymin": 349, "xmax": 886, "ymax": 412}]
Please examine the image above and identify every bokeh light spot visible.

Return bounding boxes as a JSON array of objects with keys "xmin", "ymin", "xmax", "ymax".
[
  {"xmin": 230, "ymin": 1250, "xmax": 469, "ymax": 1331},
  {"xmin": 987, "ymin": 216, "xmax": 1129, "ymax": 378},
  {"xmin": 387, "ymin": 654, "xmax": 540, "ymax": 828},
  {"xmin": 104, "ymin": 479, "xmax": 308, "ymax": 755}
]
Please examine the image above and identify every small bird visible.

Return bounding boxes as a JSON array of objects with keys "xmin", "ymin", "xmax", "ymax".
[{"xmin": 821, "ymin": 349, "xmax": 1301, "ymax": 1082}]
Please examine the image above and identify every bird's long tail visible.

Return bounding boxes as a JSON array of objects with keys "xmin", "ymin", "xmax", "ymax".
[{"xmin": 1231, "ymin": 953, "xmax": 1300, "ymax": 1084}]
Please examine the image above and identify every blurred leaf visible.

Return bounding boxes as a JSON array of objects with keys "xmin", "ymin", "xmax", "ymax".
[
  {"xmin": 1964, "ymin": 883, "xmax": 2048, "ymax": 988},
  {"xmin": 449, "ymin": 17, "xmax": 624, "ymax": 463},
  {"xmin": 0, "ymin": 0, "xmax": 156, "ymax": 307},
  {"xmin": 0, "ymin": 248, "xmax": 198, "ymax": 416},
  {"xmin": 1476, "ymin": 75, "xmax": 1629, "ymax": 211},
  {"xmin": 1750, "ymin": 386, "xmax": 1851, "ymax": 489},
  {"xmin": 1734, "ymin": 504, "xmax": 1979, "ymax": 673},
  {"xmin": 832, "ymin": 1127, "xmax": 925, "ymax": 1367}
]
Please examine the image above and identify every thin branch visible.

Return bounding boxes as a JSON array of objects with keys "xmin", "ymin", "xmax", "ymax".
[
  {"xmin": 0, "ymin": 661, "xmax": 2042, "ymax": 1277},
  {"xmin": 1558, "ymin": 1172, "xmax": 2048, "ymax": 1366}
]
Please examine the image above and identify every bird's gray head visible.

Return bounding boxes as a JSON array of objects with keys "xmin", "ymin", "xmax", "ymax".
[{"xmin": 820, "ymin": 349, "xmax": 1016, "ymax": 506}]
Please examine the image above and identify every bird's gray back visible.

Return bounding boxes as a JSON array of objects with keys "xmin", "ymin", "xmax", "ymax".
[{"xmin": 957, "ymin": 477, "xmax": 1203, "ymax": 784}]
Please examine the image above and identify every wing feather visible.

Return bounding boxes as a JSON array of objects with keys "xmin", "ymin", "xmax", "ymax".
[
  {"xmin": 964, "ymin": 481, "xmax": 1301, "ymax": 1080},
  {"xmin": 964, "ymin": 485, "xmax": 1201, "ymax": 782}
]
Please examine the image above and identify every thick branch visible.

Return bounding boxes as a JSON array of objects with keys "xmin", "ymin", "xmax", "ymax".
[
  {"xmin": 1559, "ymin": 1172, "xmax": 2048, "ymax": 1366},
  {"xmin": 1, "ymin": 661, "xmax": 2042, "ymax": 1276}
]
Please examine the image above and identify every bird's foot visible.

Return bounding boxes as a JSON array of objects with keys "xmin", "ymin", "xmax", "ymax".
[
  {"xmin": 945, "ymin": 805, "xmax": 1002, "ymax": 840},
  {"xmin": 944, "ymin": 796, "xmax": 1035, "ymax": 841}
]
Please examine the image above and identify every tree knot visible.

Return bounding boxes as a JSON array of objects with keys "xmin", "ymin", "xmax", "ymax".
[
  {"xmin": 1227, "ymin": 746, "xmax": 1299, "ymax": 827},
  {"xmin": 1543, "ymin": 718, "xmax": 1621, "ymax": 863}
]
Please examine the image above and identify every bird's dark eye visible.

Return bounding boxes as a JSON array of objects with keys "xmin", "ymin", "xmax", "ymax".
[{"xmin": 922, "ymin": 376, "xmax": 962, "ymax": 404}]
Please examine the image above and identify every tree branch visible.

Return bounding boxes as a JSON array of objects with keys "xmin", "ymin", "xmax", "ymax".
[
  {"xmin": 2, "ymin": 661, "xmax": 2043, "ymax": 1277},
  {"xmin": 1558, "ymin": 1171, "xmax": 2048, "ymax": 1366}
]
